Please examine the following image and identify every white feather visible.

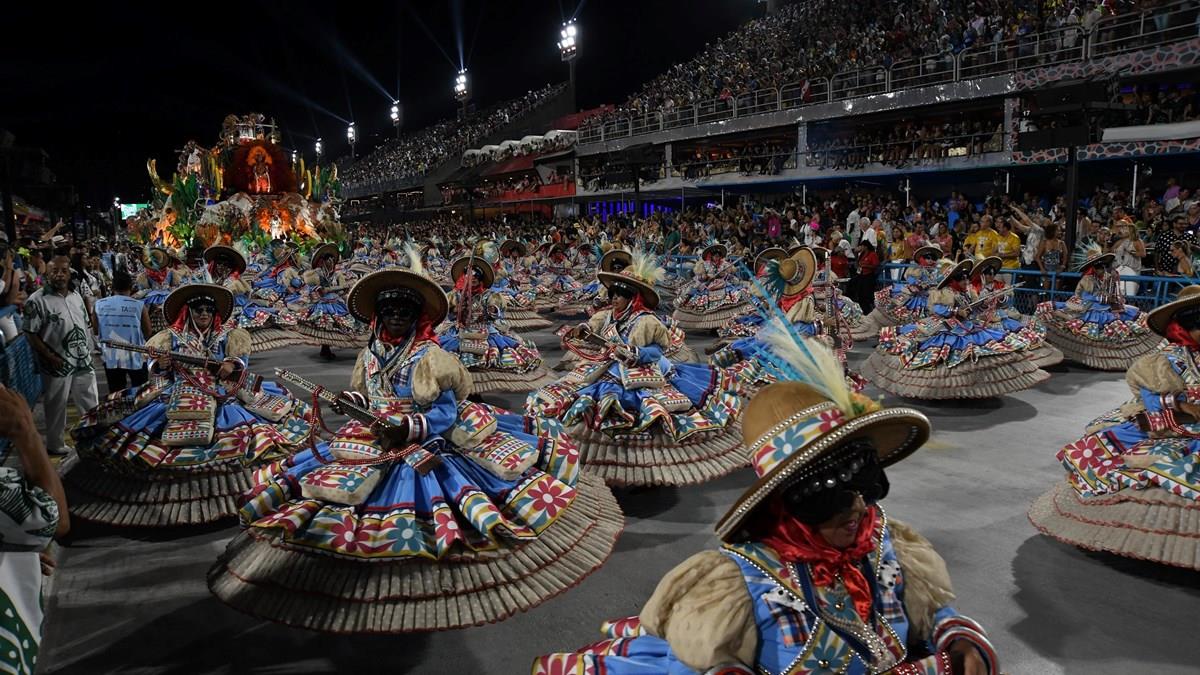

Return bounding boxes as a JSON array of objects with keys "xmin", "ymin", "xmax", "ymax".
[
  {"xmin": 403, "ymin": 241, "xmax": 426, "ymax": 278},
  {"xmin": 759, "ymin": 317, "xmax": 855, "ymax": 414},
  {"xmin": 629, "ymin": 249, "xmax": 665, "ymax": 285}
]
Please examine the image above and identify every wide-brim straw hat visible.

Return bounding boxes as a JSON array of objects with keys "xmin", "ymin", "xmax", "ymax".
[
  {"xmin": 499, "ymin": 239, "xmax": 527, "ymax": 257},
  {"xmin": 970, "ymin": 256, "xmax": 1002, "ymax": 280},
  {"xmin": 754, "ymin": 247, "xmax": 787, "ymax": 273},
  {"xmin": 777, "ymin": 248, "xmax": 817, "ymax": 296},
  {"xmin": 703, "ymin": 243, "xmax": 728, "ymax": 259},
  {"xmin": 809, "ymin": 246, "xmax": 831, "ymax": 264},
  {"xmin": 1148, "ymin": 285, "xmax": 1200, "ymax": 336},
  {"xmin": 599, "ymin": 249, "xmax": 632, "ymax": 273},
  {"xmin": 310, "ymin": 243, "xmax": 340, "ymax": 267},
  {"xmin": 164, "ymin": 283, "xmax": 234, "ymax": 324},
  {"xmin": 936, "ymin": 259, "xmax": 975, "ymax": 289},
  {"xmin": 715, "ymin": 382, "xmax": 930, "ymax": 542},
  {"xmin": 549, "ymin": 243, "xmax": 568, "ymax": 258},
  {"xmin": 450, "ymin": 255, "xmax": 496, "ymax": 289},
  {"xmin": 1077, "ymin": 252, "xmax": 1115, "ymax": 273},
  {"xmin": 913, "ymin": 244, "xmax": 943, "ymax": 261},
  {"xmin": 347, "ymin": 269, "xmax": 449, "ymax": 324},
  {"xmin": 598, "ymin": 270, "xmax": 660, "ymax": 310},
  {"xmin": 202, "ymin": 245, "xmax": 246, "ymax": 275}
]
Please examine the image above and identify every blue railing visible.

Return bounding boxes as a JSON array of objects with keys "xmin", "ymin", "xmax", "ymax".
[{"xmin": 876, "ymin": 263, "xmax": 1198, "ymax": 314}]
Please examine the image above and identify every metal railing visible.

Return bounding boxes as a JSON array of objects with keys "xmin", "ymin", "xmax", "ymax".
[
  {"xmin": 579, "ymin": 0, "xmax": 1199, "ymax": 145},
  {"xmin": 804, "ymin": 130, "xmax": 1003, "ymax": 170},
  {"xmin": 873, "ymin": 263, "xmax": 1196, "ymax": 315},
  {"xmin": 1091, "ymin": 0, "xmax": 1200, "ymax": 58},
  {"xmin": 889, "ymin": 52, "xmax": 956, "ymax": 90}
]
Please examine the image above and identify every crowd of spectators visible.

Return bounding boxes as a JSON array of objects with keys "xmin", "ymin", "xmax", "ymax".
[
  {"xmin": 807, "ymin": 115, "xmax": 1004, "ymax": 170},
  {"xmin": 583, "ymin": 0, "xmax": 1072, "ymax": 132},
  {"xmin": 462, "ymin": 131, "xmax": 577, "ymax": 168},
  {"xmin": 339, "ymin": 84, "xmax": 565, "ymax": 192}
]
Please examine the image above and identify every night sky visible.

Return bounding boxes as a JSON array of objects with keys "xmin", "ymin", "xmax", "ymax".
[{"xmin": 1, "ymin": 0, "xmax": 770, "ymax": 207}]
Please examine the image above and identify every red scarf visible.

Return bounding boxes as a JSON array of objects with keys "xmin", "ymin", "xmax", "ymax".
[
  {"xmin": 1165, "ymin": 320, "xmax": 1200, "ymax": 349},
  {"xmin": 372, "ymin": 315, "xmax": 438, "ymax": 346},
  {"xmin": 759, "ymin": 501, "xmax": 880, "ymax": 622},
  {"xmin": 612, "ymin": 292, "xmax": 647, "ymax": 321},
  {"xmin": 145, "ymin": 266, "xmax": 169, "ymax": 285},
  {"xmin": 780, "ymin": 287, "xmax": 811, "ymax": 313}
]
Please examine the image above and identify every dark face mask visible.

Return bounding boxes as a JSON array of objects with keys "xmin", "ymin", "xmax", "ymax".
[{"xmin": 779, "ymin": 440, "xmax": 889, "ymax": 525}]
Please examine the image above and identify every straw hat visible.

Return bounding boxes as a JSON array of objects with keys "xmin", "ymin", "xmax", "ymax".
[
  {"xmin": 770, "ymin": 248, "xmax": 817, "ymax": 296},
  {"xmin": 1147, "ymin": 285, "xmax": 1200, "ymax": 336},
  {"xmin": 754, "ymin": 247, "xmax": 787, "ymax": 273},
  {"xmin": 450, "ymin": 255, "xmax": 496, "ymax": 289},
  {"xmin": 1077, "ymin": 252, "xmax": 1115, "ymax": 273},
  {"xmin": 309, "ymin": 242, "xmax": 340, "ymax": 267},
  {"xmin": 499, "ymin": 239, "xmax": 527, "ymax": 257},
  {"xmin": 809, "ymin": 246, "xmax": 830, "ymax": 264},
  {"xmin": 164, "ymin": 283, "xmax": 234, "ymax": 324},
  {"xmin": 702, "ymin": 243, "xmax": 728, "ymax": 259},
  {"xmin": 936, "ymin": 259, "xmax": 975, "ymax": 289},
  {"xmin": 912, "ymin": 244, "xmax": 943, "ymax": 262},
  {"xmin": 715, "ymin": 382, "xmax": 929, "ymax": 542},
  {"xmin": 597, "ymin": 250, "xmax": 662, "ymax": 310},
  {"xmin": 970, "ymin": 256, "xmax": 1002, "ymax": 280},
  {"xmin": 599, "ymin": 249, "xmax": 632, "ymax": 273},
  {"xmin": 347, "ymin": 269, "xmax": 449, "ymax": 324},
  {"xmin": 202, "ymin": 246, "xmax": 246, "ymax": 275}
]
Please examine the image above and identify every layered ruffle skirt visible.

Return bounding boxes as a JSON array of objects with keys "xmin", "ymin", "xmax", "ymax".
[
  {"xmin": 207, "ymin": 409, "xmax": 623, "ymax": 632},
  {"xmin": 862, "ymin": 317, "xmax": 1051, "ymax": 399},
  {"xmin": 1034, "ymin": 301, "xmax": 1162, "ymax": 370},
  {"xmin": 1029, "ymin": 406, "xmax": 1200, "ymax": 570},
  {"xmin": 527, "ymin": 361, "xmax": 747, "ymax": 487},
  {"xmin": 68, "ymin": 379, "xmax": 312, "ymax": 527},
  {"xmin": 440, "ymin": 325, "xmax": 556, "ymax": 394}
]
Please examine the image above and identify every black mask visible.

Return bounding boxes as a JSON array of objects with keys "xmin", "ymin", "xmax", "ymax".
[{"xmin": 779, "ymin": 440, "xmax": 889, "ymax": 525}]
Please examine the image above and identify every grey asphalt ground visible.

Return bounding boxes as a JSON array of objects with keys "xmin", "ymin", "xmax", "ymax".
[{"xmin": 37, "ymin": 322, "xmax": 1200, "ymax": 675}]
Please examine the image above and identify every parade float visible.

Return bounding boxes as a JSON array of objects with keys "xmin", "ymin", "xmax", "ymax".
[{"xmin": 127, "ymin": 113, "xmax": 344, "ymax": 255}]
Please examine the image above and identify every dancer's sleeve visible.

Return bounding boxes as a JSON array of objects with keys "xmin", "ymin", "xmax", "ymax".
[{"xmin": 638, "ymin": 550, "xmax": 757, "ymax": 672}]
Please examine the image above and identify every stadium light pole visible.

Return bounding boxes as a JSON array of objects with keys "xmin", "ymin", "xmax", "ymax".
[
  {"xmin": 454, "ymin": 70, "xmax": 470, "ymax": 118},
  {"xmin": 557, "ymin": 20, "xmax": 579, "ymax": 102},
  {"xmin": 347, "ymin": 123, "xmax": 357, "ymax": 160},
  {"xmin": 390, "ymin": 101, "xmax": 401, "ymax": 140}
]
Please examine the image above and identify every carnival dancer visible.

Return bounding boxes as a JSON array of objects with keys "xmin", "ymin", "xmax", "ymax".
[
  {"xmin": 711, "ymin": 248, "xmax": 865, "ymax": 396},
  {"xmin": 554, "ymin": 249, "xmax": 697, "ymax": 371},
  {"xmin": 423, "ymin": 242, "xmax": 452, "ymax": 289},
  {"xmin": 534, "ymin": 336, "xmax": 999, "ymax": 675},
  {"xmin": 439, "ymin": 255, "xmax": 554, "ymax": 394},
  {"xmin": 970, "ymin": 256, "xmax": 1063, "ymax": 368},
  {"xmin": 1030, "ymin": 285, "xmax": 1200, "ymax": 569},
  {"xmin": 204, "ymin": 245, "xmax": 300, "ymax": 353},
  {"xmin": 713, "ymin": 247, "xmax": 788, "ymax": 347},
  {"xmin": 535, "ymin": 243, "xmax": 584, "ymax": 310},
  {"xmin": 856, "ymin": 244, "xmax": 943, "ymax": 341},
  {"xmin": 494, "ymin": 240, "xmax": 553, "ymax": 331},
  {"xmin": 862, "ymin": 259, "xmax": 1051, "ymax": 399},
  {"xmin": 556, "ymin": 244, "xmax": 607, "ymax": 318},
  {"xmin": 67, "ymin": 284, "xmax": 312, "ymax": 527},
  {"xmin": 207, "ymin": 267, "xmax": 622, "ymax": 632},
  {"xmin": 1034, "ymin": 247, "xmax": 1162, "ymax": 370},
  {"xmin": 672, "ymin": 243, "xmax": 752, "ymax": 332},
  {"xmin": 250, "ymin": 239, "xmax": 304, "ymax": 308},
  {"xmin": 811, "ymin": 245, "xmax": 868, "ymax": 348},
  {"xmin": 293, "ymin": 242, "xmax": 366, "ymax": 360},
  {"xmin": 135, "ymin": 247, "xmax": 182, "ymax": 334},
  {"xmin": 528, "ymin": 250, "xmax": 746, "ymax": 487}
]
